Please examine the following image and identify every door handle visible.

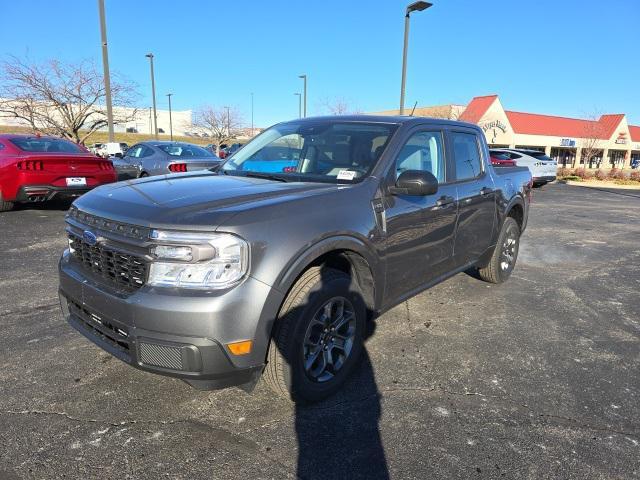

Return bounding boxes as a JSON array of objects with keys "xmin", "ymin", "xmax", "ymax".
[
  {"xmin": 436, "ymin": 195, "xmax": 455, "ymax": 207},
  {"xmin": 480, "ymin": 187, "xmax": 494, "ymax": 196}
]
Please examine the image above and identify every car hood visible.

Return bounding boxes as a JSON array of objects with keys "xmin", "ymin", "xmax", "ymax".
[{"xmin": 73, "ymin": 171, "xmax": 339, "ymax": 230}]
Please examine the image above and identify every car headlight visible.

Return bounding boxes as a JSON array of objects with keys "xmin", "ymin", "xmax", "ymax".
[{"xmin": 147, "ymin": 230, "xmax": 249, "ymax": 289}]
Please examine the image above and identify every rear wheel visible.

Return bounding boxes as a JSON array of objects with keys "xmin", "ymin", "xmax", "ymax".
[
  {"xmin": 478, "ymin": 217, "xmax": 520, "ymax": 284},
  {"xmin": 0, "ymin": 192, "xmax": 14, "ymax": 212},
  {"xmin": 264, "ymin": 267, "xmax": 366, "ymax": 403},
  {"xmin": 139, "ymin": 172, "xmax": 149, "ymax": 178}
]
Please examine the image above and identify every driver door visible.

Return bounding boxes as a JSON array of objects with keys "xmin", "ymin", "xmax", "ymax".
[{"xmin": 381, "ymin": 128, "xmax": 459, "ymax": 304}]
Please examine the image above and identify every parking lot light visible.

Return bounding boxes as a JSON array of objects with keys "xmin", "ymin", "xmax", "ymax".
[
  {"xmin": 294, "ymin": 93, "xmax": 302, "ymax": 118},
  {"xmin": 298, "ymin": 75, "xmax": 307, "ymax": 117},
  {"xmin": 166, "ymin": 93, "xmax": 173, "ymax": 141},
  {"xmin": 399, "ymin": 1, "xmax": 433, "ymax": 115},
  {"xmin": 145, "ymin": 53, "xmax": 158, "ymax": 139}
]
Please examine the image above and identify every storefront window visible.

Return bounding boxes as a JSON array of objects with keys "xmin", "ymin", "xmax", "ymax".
[
  {"xmin": 550, "ymin": 148, "xmax": 576, "ymax": 167},
  {"xmin": 608, "ymin": 150, "xmax": 625, "ymax": 167}
]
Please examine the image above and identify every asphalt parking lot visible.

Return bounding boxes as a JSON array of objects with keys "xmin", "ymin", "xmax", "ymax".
[{"xmin": 1, "ymin": 182, "xmax": 639, "ymax": 479}]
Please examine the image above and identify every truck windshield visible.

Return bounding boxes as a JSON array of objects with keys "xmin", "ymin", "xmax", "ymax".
[{"xmin": 221, "ymin": 121, "xmax": 397, "ymax": 182}]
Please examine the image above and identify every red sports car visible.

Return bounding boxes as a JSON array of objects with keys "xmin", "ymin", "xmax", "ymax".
[
  {"xmin": 490, "ymin": 152, "xmax": 517, "ymax": 167},
  {"xmin": 0, "ymin": 134, "xmax": 117, "ymax": 211}
]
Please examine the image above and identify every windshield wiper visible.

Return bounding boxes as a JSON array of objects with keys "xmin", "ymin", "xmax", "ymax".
[{"xmin": 240, "ymin": 172, "xmax": 289, "ymax": 182}]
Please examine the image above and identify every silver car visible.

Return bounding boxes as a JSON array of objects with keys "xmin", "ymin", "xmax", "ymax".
[{"xmin": 123, "ymin": 141, "xmax": 221, "ymax": 177}]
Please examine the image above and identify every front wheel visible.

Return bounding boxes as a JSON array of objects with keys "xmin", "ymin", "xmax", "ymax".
[
  {"xmin": 478, "ymin": 216, "xmax": 520, "ymax": 284},
  {"xmin": 264, "ymin": 267, "xmax": 366, "ymax": 403}
]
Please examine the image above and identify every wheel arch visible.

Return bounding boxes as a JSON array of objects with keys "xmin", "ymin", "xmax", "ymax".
[{"xmin": 274, "ymin": 235, "xmax": 381, "ymax": 316}]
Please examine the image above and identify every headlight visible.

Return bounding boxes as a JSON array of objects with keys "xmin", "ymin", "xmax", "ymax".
[{"xmin": 147, "ymin": 230, "xmax": 249, "ymax": 289}]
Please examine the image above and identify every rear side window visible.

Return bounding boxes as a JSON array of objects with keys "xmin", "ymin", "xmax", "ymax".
[
  {"xmin": 157, "ymin": 144, "xmax": 215, "ymax": 157},
  {"xmin": 10, "ymin": 137, "xmax": 82, "ymax": 153},
  {"xmin": 396, "ymin": 131, "xmax": 445, "ymax": 183},
  {"xmin": 529, "ymin": 152, "xmax": 553, "ymax": 161},
  {"xmin": 451, "ymin": 132, "xmax": 482, "ymax": 181}
]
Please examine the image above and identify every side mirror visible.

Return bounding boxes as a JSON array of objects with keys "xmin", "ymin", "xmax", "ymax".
[
  {"xmin": 114, "ymin": 153, "xmax": 123, "ymax": 158},
  {"xmin": 391, "ymin": 170, "xmax": 439, "ymax": 196}
]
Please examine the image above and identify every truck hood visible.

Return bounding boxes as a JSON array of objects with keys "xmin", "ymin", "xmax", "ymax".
[{"xmin": 73, "ymin": 171, "xmax": 338, "ymax": 229}]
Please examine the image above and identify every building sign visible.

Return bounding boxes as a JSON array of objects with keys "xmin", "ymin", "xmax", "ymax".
[
  {"xmin": 615, "ymin": 132, "xmax": 628, "ymax": 145},
  {"xmin": 481, "ymin": 120, "xmax": 508, "ymax": 143},
  {"xmin": 560, "ymin": 138, "xmax": 576, "ymax": 147}
]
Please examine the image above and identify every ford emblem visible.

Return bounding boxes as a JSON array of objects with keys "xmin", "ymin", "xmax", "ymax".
[{"xmin": 83, "ymin": 230, "xmax": 98, "ymax": 246}]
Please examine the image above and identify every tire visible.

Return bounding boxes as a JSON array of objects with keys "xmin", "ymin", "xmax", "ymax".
[
  {"xmin": 478, "ymin": 217, "xmax": 520, "ymax": 284},
  {"xmin": 264, "ymin": 267, "xmax": 366, "ymax": 403},
  {"xmin": 0, "ymin": 192, "xmax": 14, "ymax": 212},
  {"xmin": 139, "ymin": 172, "xmax": 149, "ymax": 178}
]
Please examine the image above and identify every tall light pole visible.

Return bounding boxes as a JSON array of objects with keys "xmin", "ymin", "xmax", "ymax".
[
  {"xmin": 166, "ymin": 93, "xmax": 173, "ymax": 141},
  {"xmin": 250, "ymin": 93, "xmax": 254, "ymax": 136},
  {"xmin": 399, "ymin": 1, "xmax": 432, "ymax": 115},
  {"xmin": 145, "ymin": 53, "xmax": 158, "ymax": 139},
  {"xmin": 294, "ymin": 93, "xmax": 302, "ymax": 118},
  {"xmin": 224, "ymin": 106, "xmax": 230, "ymax": 138},
  {"xmin": 298, "ymin": 74, "xmax": 307, "ymax": 117},
  {"xmin": 97, "ymin": 0, "xmax": 114, "ymax": 142}
]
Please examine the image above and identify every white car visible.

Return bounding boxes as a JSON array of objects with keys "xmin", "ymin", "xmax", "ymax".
[{"xmin": 490, "ymin": 148, "xmax": 557, "ymax": 186}]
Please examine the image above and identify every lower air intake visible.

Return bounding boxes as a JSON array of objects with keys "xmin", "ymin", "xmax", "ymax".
[{"xmin": 139, "ymin": 342, "xmax": 183, "ymax": 370}]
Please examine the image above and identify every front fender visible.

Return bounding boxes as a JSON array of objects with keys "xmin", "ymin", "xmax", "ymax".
[{"xmin": 273, "ymin": 234, "xmax": 383, "ymax": 309}]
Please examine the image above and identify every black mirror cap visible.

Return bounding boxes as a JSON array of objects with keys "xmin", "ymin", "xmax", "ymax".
[
  {"xmin": 114, "ymin": 152, "xmax": 123, "ymax": 158},
  {"xmin": 392, "ymin": 170, "xmax": 439, "ymax": 196}
]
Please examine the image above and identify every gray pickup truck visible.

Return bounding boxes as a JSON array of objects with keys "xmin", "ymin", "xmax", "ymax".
[{"xmin": 58, "ymin": 116, "xmax": 532, "ymax": 403}]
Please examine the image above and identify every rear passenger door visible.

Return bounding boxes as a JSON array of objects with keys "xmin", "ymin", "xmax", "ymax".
[
  {"xmin": 448, "ymin": 129, "xmax": 496, "ymax": 265},
  {"xmin": 382, "ymin": 128, "xmax": 459, "ymax": 303}
]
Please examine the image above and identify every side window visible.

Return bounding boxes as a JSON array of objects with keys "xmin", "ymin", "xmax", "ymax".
[
  {"xmin": 127, "ymin": 145, "xmax": 142, "ymax": 158},
  {"xmin": 141, "ymin": 146, "xmax": 155, "ymax": 158},
  {"xmin": 395, "ymin": 131, "xmax": 445, "ymax": 183},
  {"xmin": 451, "ymin": 132, "xmax": 482, "ymax": 181}
]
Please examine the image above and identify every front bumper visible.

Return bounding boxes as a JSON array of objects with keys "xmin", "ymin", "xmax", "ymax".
[{"xmin": 58, "ymin": 251, "xmax": 284, "ymax": 390}]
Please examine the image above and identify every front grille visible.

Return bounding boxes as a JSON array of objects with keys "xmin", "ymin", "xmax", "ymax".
[
  {"xmin": 67, "ymin": 299, "xmax": 131, "ymax": 360},
  {"xmin": 68, "ymin": 234, "xmax": 148, "ymax": 292},
  {"xmin": 139, "ymin": 342, "xmax": 184, "ymax": 370}
]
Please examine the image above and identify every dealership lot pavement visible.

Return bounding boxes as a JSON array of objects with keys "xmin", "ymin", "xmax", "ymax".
[{"xmin": 1, "ymin": 183, "xmax": 639, "ymax": 479}]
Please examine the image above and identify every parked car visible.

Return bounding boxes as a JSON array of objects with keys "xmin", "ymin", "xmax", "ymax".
[
  {"xmin": 0, "ymin": 134, "xmax": 116, "ymax": 211},
  {"xmin": 204, "ymin": 144, "xmax": 218, "ymax": 154},
  {"xmin": 58, "ymin": 116, "xmax": 532, "ymax": 402},
  {"xmin": 109, "ymin": 155, "xmax": 141, "ymax": 181},
  {"xmin": 490, "ymin": 151, "xmax": 516, "ymax": 167},
  {"xmin": 122, "ymin": 141, "xmax": 221, "ymax": 177},
  {"xmin": 88, "ymin": 143, "xmax": 103, "ymax": 155},
  {"xmin": 490, "ymin": 148, "xmax": 556, "ymax": 186}
]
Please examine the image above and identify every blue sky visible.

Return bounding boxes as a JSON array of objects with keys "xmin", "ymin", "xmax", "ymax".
[{"xmin": 2, "ymin": 0, "xmax": 638, "ymax": 127}]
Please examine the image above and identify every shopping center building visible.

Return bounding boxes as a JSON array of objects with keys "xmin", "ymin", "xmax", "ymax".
[{"xmin": 371, "ymin": 95, "xmax": 640, "ymax": 169}]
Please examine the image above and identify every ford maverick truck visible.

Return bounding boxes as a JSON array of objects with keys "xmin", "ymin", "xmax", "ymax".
[{"xmin": 59, "ymin": 116, "xmax": 532, "ymax": 403}]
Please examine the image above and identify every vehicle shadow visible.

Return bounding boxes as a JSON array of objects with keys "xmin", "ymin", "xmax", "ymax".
[
  {"xmin": 272, "ymin": 268, "xmax": 390, "ymax": 479},
  {"xmin": 12, "ymin": 197, "xmax": 74, "ymax": 212}
]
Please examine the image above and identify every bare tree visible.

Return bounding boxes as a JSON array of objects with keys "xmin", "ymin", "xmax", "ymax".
[
  {"xmin": 0, "ymin": 56, "xmax": 138, "ymax": 144},
  {"xmin": 193, "ymin": 105, "xmax": 244, "ymax": 148},
  {"xmin": 579, "ymin": 114, "xmax": 605, "ymax": 169},
  {"xmin": 318, "ymin": 97, "xmax": 362, "ymax": 116}
]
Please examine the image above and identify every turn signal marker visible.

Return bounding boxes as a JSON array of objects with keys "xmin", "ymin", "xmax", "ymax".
[{"xmin": 227, "ymin": 340, "xmax": 252, "ymax": 355}]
